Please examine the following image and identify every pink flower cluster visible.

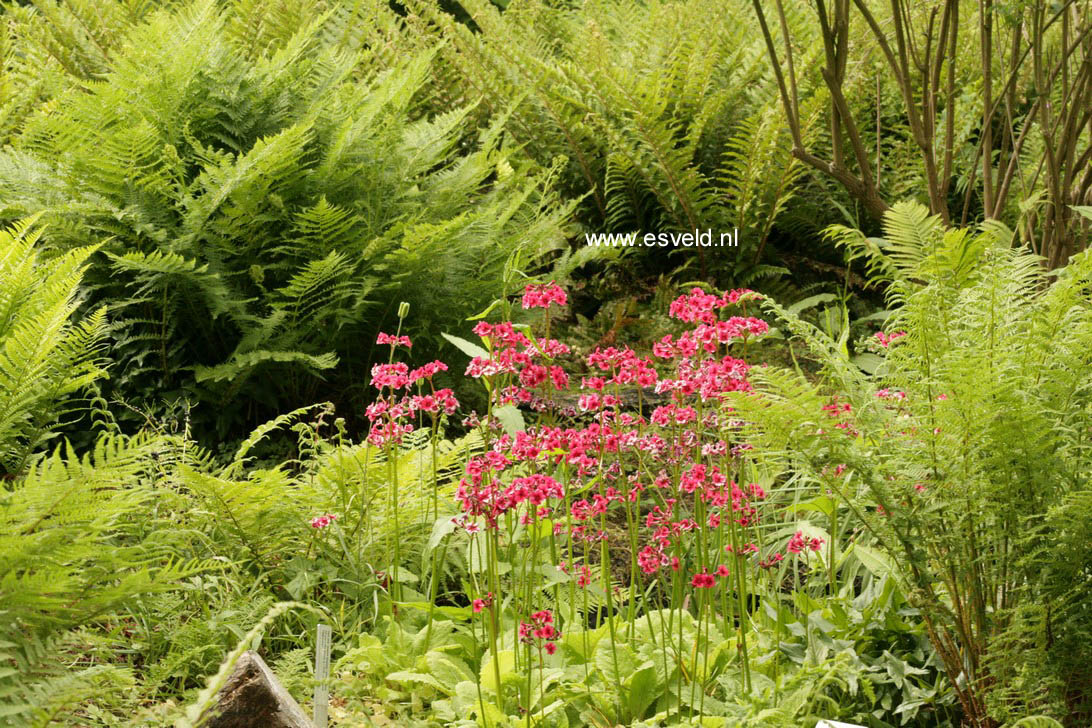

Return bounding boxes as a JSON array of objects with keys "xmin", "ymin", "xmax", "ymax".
[
  {"xmin": 668, "ymin": 287, "xmax": 763, "ymax": 324},
  {"xmin": 758, "ymin": 552, "xmax": 785, "ymax": 569},
  {"xmin": 455, "ymin": 469, "xmax": 566, "ymax": 528},
  {"xmin": 821, "ymin": 399, "xmax": 858, "ymax": 436},
  {"xmin": 371, "ymin": 357, "xmax": 451, "ymax": 392},
  {"xmin": 432, "ymin": 282, "xmax": 816, "ymax": 611},
  {"xmin": 786, "ymin": 530, "xmax": 825, "ymax": 554},
  {"xmin": 874, "ymin": 330, "xmax": 907, "ymax": 347},
  {"xmin": 377, "ymin": 332, "xmax": 412, "ymax": 348},
  {"xmin": 364, "ymin": 386, "xmax": 459, "ymax": 447},
  {"xmin": 364, "ymin": 336, "xmax": 461, "ymax": 447},
  {"xmin": 519, "ymin": 609, "xmax": 560, "ymax": 654},
  {"xmin": 635, "ymin": 476, "xmax": 768, "ymax": 577},
  {"xmin": 472, "ymin": 321, "xmax": 531, "ymax": 348},
  {"xmin": 522, "ymin": 282, "xmax": 568, "ymax": 309},
  {"xmin": 464, "ymin": 322, "xmax": 574, "ymax": 411},
  {"xmin": 471, "ymin": 592, "xmax": 494, "ymax": 613},
  {"xmin": 411, "ymin": 361, "xmax": 448, "ymax": 381},
  {"xmin": 690, "ymin": 564, "xmax": 731, "ymax": 588},
  {"xmin": 371, "ymin": 362, "xmax": 410, "ymax": 391},
  {"xmin": 310, "ymin": 513, "xmax": 337, "ymax": 529},
  {"xmin": 653, "ymin": 320, "xmax": 768, "ymax": 359}
]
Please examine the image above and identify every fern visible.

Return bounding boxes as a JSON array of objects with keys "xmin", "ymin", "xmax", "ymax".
[
  {"xmin": 731, "ymin": 203, "xmax": 1092, "ymax": 724},
  {"xmin": 0, "ymin": 217, "xmax": 108, "ymax": 475},
  {"xmin": 414, "ymin": 0, "xmax": 803, "ymax": 271},
  {"xmin": 0, "ymin": 432, "xmax": 212, "ymax": 726},
  {"xmin": 0, "ymin": 1, "xmax": 571, "ymax": 439}
]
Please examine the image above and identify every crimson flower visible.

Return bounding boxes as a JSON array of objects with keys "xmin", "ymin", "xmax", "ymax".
[
  {"xmin": 522, "ymin": 282, "xmax": 567, "ymax": 309},
  {"xmin": 310, "ymin": 514, "xmax": 337, "ymax": 529},
  {"xmin": 377, "ymin": 332, "xmax": 412, "ymax": 348},
  {"xmin": 690, "ymin": 571, "xmax": 716, "ymax": 588}
]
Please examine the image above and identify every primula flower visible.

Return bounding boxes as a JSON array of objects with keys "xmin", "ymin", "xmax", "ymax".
[
  {"xmin": 759, "ymin": 553, "xmax": 785, "ymax": 569},
  {"xmin": 522, "ymin": 282, "xmax": 568, "ymax": 309},
  {"xmin": 690, "ymin": 571, "xmax": 716, "ymax": 588},
  {"xmin": 786, "ymin": 530, "xmax": 824, "ymax": 554},
  {"xmin": 724, "ymin": 288, "xmax": 762, "ymax": 305},
  {"xmin": 652, "ymin": 335, "xmax": 677, "ymax": 359},
  {"xmin": 549, "ymin": 366, "xmax": 569, "ymax": 390},
  {"xmin": 520, "ymin": 609, "xmax": 561, "ymax": 647},
  {"xmin": 638, "ymin": 545, "xmax": 667, "ymax": 574},
  {"xmin": 376, "ymin": 332, "xmax": 412, "ymax": 348},
  {"xmin": 310, "ymin": 514, "xmax": 337, "ymax": 529},
  {"xmin": 519, "ymin": 364, "xmax": 549, "ymax": 388},
  {"xmin": 669, "ymin": 287, "xmax": 723, "ymax": 324},
  {"xmin": 408, "ymin": 360, "xmax": 447, "ymax": 382},
  {"xmin": 470, "ymin": 321, "xmax": 531, "ymax": 348},
  {"xmin": 581, "ymin": 376, "xmax": 606, "ymax": 391},
  {"xmin": 874, "ymin": 330, "xmax": 907, "ymax": 348},
  {"xmin": 367, "ymin": 420, "xmax": 413, "ymax": 447},
  {"xmin": 445, "ymin": 282, "xmax": 781, "ymax": 640},
  {"xmin": 371, "ymin": 362, "xmax": 410, "ymax": 390},
  {"xmin": 466, "ymin": 356, "xmax": 505, "ymax": 378},
  {"xmin": 577, "ymin": 393, "xmax": 601, "ymax": 411},
  {"xmin": 364, "ymin": 401, "xmax": 388, "ymax": 421}
]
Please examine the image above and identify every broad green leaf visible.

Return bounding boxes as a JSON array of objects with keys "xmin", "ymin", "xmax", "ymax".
[
  {"xmin": 787, "ymin": 293, "xmax": 837, "ymax": 315},
  {"xmin": 560, "ymin": 625, "xmax": 608, "ymax": 660},
  {"xmin": 626, "ymin": 664, "xmax": 661, "ymax": 719},
  {"xmin": 492, "ymin": 404, "xmax": 525, "ymax": 436},
  {"xmin": 396, "ymin": 602, "xmax": 472, "ymax": 621},
  {"xmin": 594, "ymin": 639, "xmax": 638, "ymax": 687},
  {"xmin": 442, "ymin": 332, "xmax": 490, "ymax": 359},
  {"xmin": 852, "ymin": 352, "xmax": 884, "ymax": 374},
  {"xmin": 388, "ymin": 566, "xmax": 420, "ymax": 582},
  {"xmin": 850, "ymin": 544, "xmax": 897, "ymax": 580},
  {"xmin": 479, "ymin": 650, "xmax": 519, "ymax": 694},
  {"xmin": 386, "ymin": 670, "xmax": 444, "ymax": 691},
  {"xmin": 426, "ymin": 515, "xmax": 457, "ymax": 553},
  {"xmin": 786, "ymin": 495, "xmax": 836, "ymax": 517},
  {"xmin": 426, "ymin": 651, "xmax": 474, "ymax": 691}
]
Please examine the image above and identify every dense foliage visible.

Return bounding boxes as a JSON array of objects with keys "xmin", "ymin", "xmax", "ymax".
[
  {"xmin": 1, "ymin": 1, "xmax": 1091, "ymax": 727},
  {"xmin": 1, "ymin": 0, "xmax": 575, "ymax": 438}
]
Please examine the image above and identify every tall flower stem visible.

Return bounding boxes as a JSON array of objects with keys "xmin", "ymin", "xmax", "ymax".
[
  {"xmin": 424, "ymin": 417, "xmax": 443, "ymax": 646},
  {"xmin": 728, "ymin": 507, "xmax": 752, "ymax": 692}
]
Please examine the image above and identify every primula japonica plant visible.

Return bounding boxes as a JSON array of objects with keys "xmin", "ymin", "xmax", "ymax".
[
  {"xmin": 365, "ymin": 303, "xmax": 459, "ymax": 603},
  {"xmin": 348, "ymin": 278, "xmax": 922, "ymax": 727}
]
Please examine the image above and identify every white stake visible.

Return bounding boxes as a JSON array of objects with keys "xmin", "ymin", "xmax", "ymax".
[{"xmin": 313, "ymin": 624, "xmax": 332, "ymax": 728}]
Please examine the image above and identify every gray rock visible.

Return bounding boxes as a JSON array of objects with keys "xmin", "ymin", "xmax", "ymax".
[{"xmin": 204, "ymin": 651, "xmax": 314, "ymax": 728}]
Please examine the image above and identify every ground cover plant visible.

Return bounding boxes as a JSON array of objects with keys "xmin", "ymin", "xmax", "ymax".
[{"xmin": 1, "ymin": 1, "xmax": 1091, "ymax": 727}]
